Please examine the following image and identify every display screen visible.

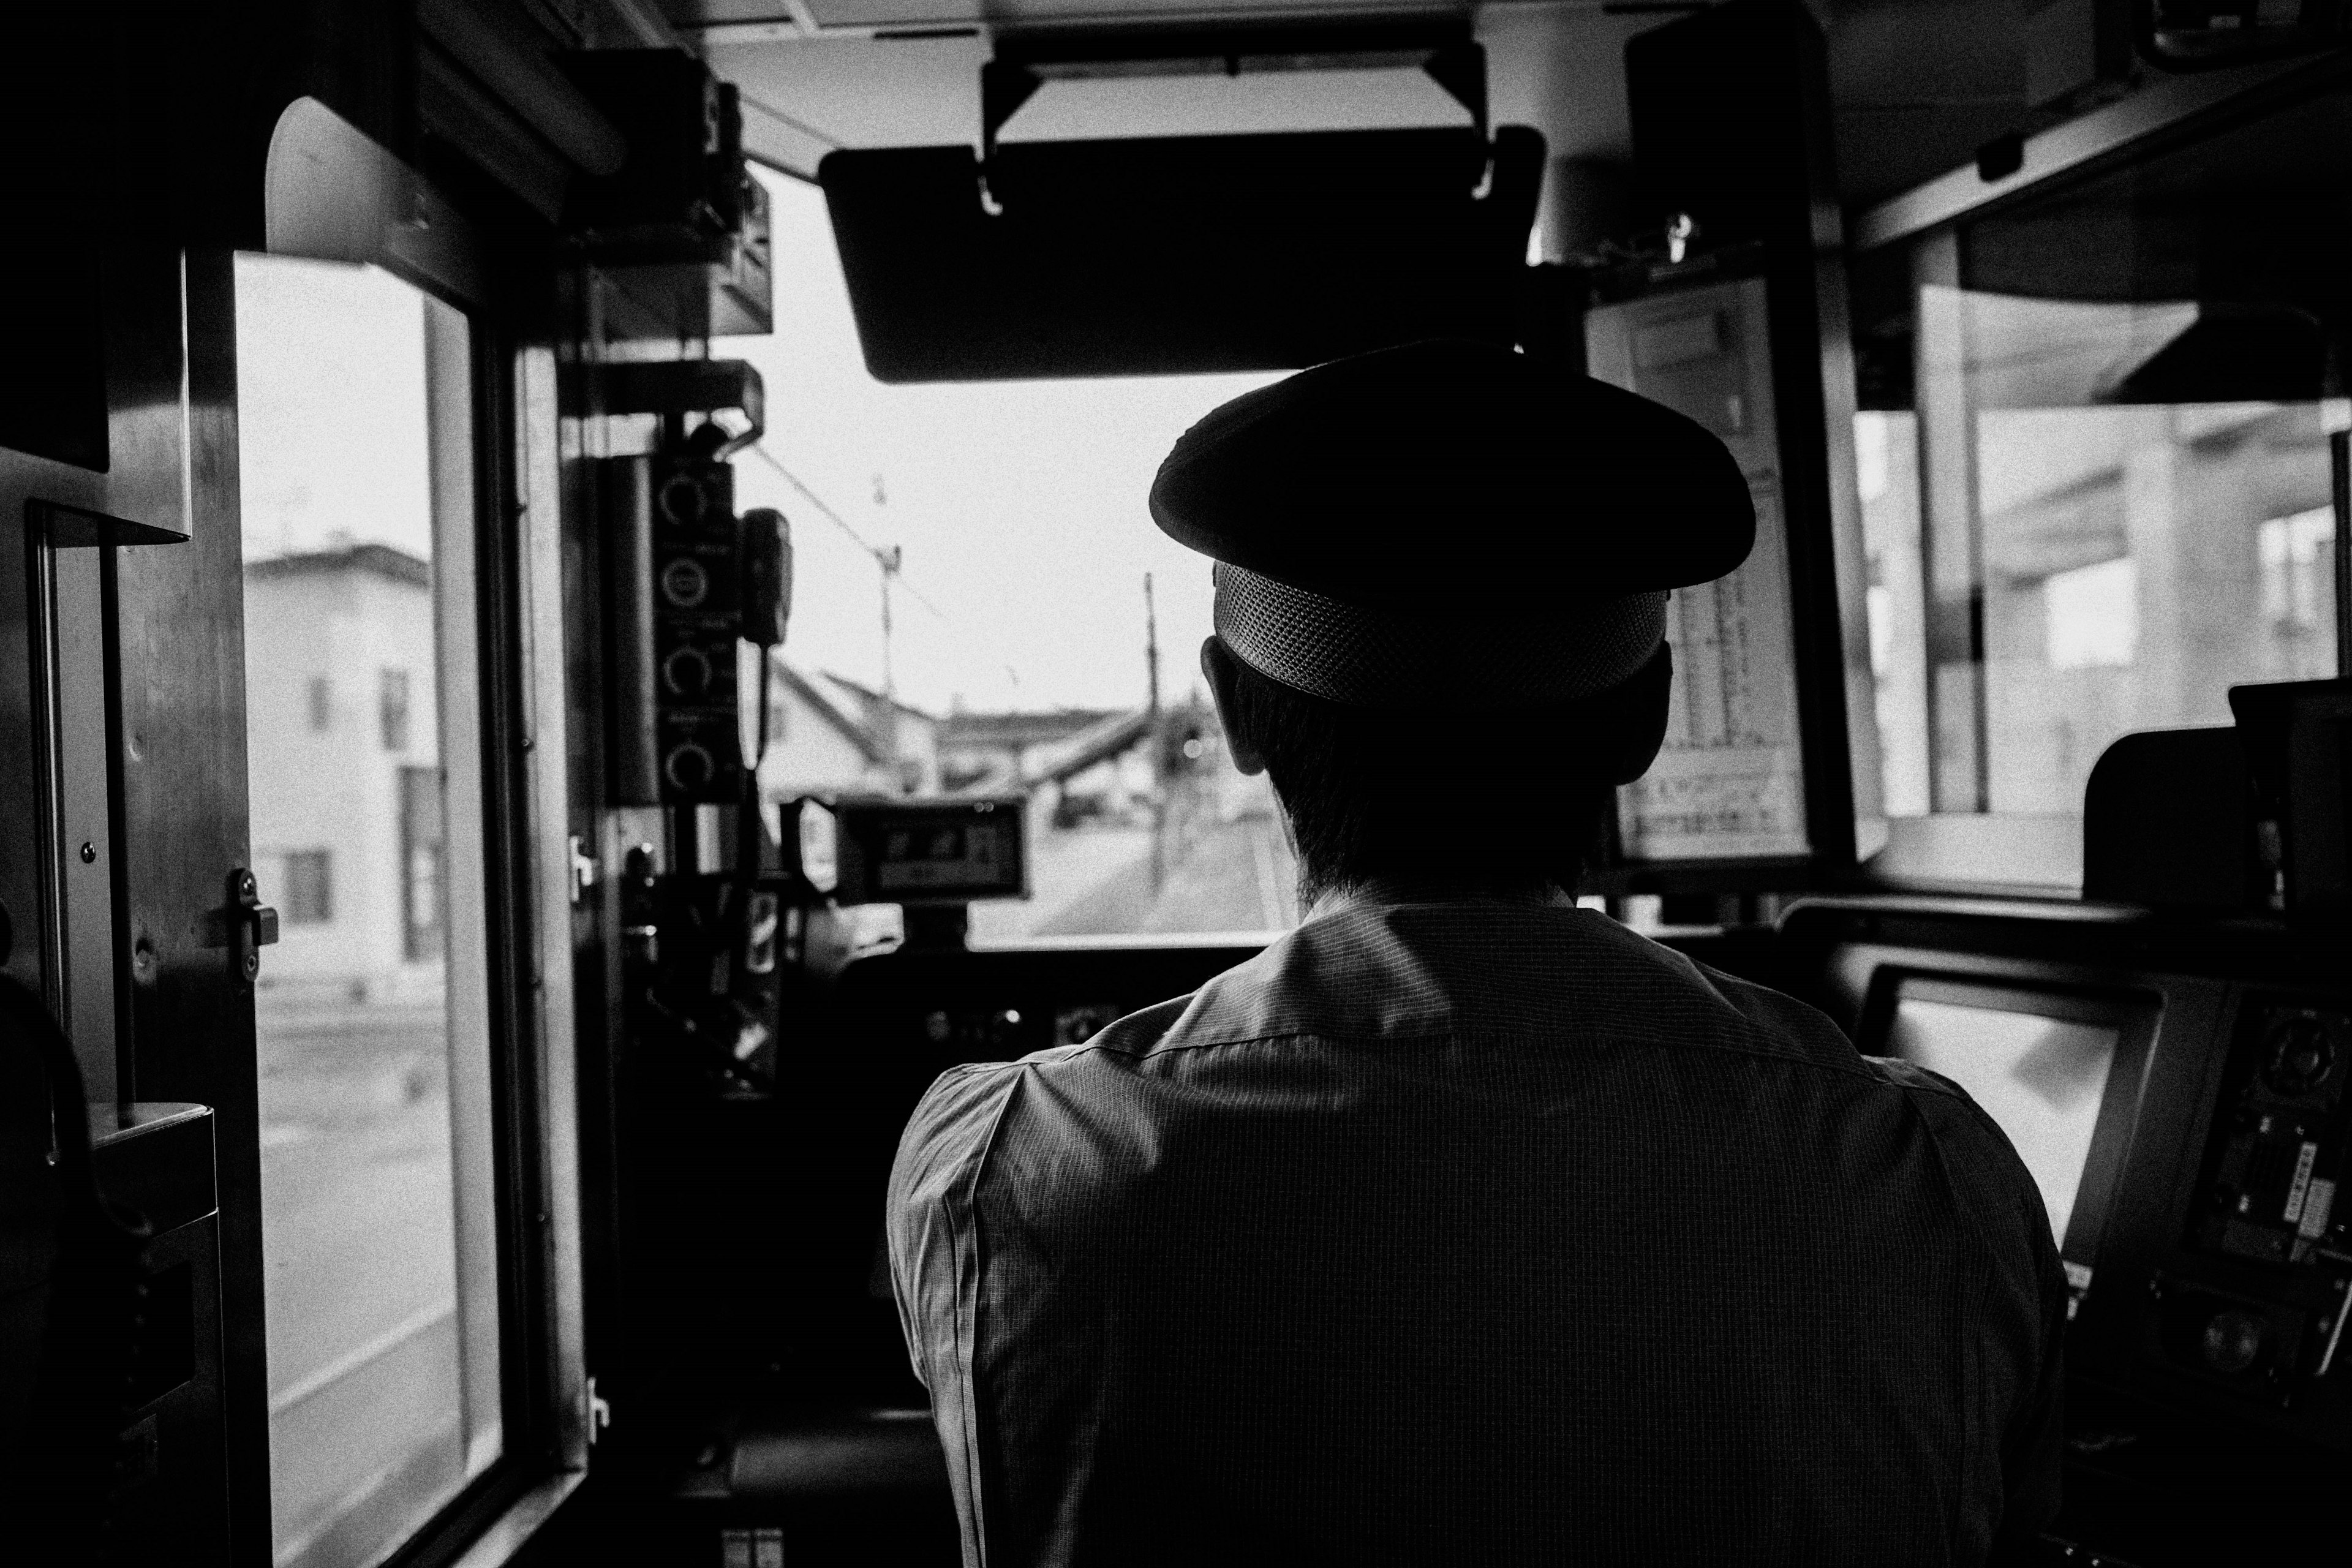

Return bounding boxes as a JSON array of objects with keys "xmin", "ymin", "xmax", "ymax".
[
  {"xmin": 831, "ymin": 796, "xmax": 1027, "ymax": 904},
  {"xmin": 1887, "ymin": 995, "xmax": 2119, "ymax": 1248},
  {"xmin": 875, "ymin": 820, "xmax": 1011, "ymax": 891}
]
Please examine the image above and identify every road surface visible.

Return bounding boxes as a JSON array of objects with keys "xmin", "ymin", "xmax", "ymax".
[{"xmin": 255, "ymin": 995, "xmax": 472, "ymax": 1567}]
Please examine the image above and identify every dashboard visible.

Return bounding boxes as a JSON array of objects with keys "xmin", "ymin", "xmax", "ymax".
[
  {"xmin": 1783, "ymin": 899, "xmax": 2348, "ymax": 1562},
  {"xmin": 619, "ymin": 903, "xmax": 2346, "ymax": 1565}
]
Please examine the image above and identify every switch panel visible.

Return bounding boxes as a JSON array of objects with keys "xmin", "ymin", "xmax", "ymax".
[
  {"xmin": 605, "ymin": 451, "xmax": 747, "ymax": 805},
  {"xmin": 2196, "ymin": 999, "xmax": 2349, "ymax": 1268}
]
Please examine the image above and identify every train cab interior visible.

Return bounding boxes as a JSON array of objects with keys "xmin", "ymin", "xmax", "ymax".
[{"xmin": 4, "ymin": 1, "xmax": 2351, "ymax": 1564}]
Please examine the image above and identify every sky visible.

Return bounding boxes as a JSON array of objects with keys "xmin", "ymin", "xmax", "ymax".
[
  {"xmin": 235, "ymin": 254, "xmax": 437, "ymax": 565},
  {"xmin": 720, "ymin": 167, "xmax": 1281, "ymax": 715},
  {"xmin": 232, "ymin": 176, "xmax": 1283, "ymax": 717}
]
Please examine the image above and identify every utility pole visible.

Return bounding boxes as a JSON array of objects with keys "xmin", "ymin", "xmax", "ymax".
[
  {"xmin": 876, "ymin": 543, "xmax": 902, "ymax": 785},
  {"xmin": 1144, "ymin": 571, "xmax": 1164, "ymax": 893},
  {"xmin": 744, "ymin": 448, "xmax": 927, "ymax": 789}
]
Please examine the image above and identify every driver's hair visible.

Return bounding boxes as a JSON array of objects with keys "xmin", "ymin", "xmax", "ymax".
[{"xmin": 1213, "ymin": 649, "xmax": 1626, "ymax": 908}]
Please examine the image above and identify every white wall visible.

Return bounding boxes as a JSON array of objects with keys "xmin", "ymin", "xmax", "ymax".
[
  {"xmin": 244, "ymin": 562, "xmax": 439, "ymax": 997},
  {"xmin": 761, "ymin": 676, "xmax": 877, "ymax": 798}
]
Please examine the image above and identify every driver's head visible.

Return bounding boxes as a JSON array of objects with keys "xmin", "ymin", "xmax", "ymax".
[{"xmin": 1150, "ymin": 339, "xmax": 1753, "ymax": 907}]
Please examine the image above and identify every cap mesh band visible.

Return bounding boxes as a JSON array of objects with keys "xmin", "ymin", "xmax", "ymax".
[{"xmin": 1213, "ymin": 564, "xmax": 1667, "ymax": 710}]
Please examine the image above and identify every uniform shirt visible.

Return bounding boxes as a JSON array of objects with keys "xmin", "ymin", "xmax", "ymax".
[{"xmin": 888, "ymin": 897, "xmax": 2068, "ymax": 1567}]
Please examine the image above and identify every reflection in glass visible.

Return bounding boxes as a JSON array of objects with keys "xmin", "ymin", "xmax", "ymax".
[
  {"xmin": 236, "ymin": 254, "xmax": 500, "ymax": 1567},
  {"xmin": 1850, "ymin": 85, "xmax": 2352, "ymax": 883},
  {"xmin": 1918, "ymin": 288, "xmax": 2339, "ymax": 819},
  {"xmin": 1856, "ymin": 411, "xmax": 1929, "ymax": 816}
]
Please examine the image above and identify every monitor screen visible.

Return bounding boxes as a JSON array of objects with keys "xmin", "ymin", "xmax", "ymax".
[{"xmin": 1885, "ymin": 992, "xmax": 2120, "ymax": 1248}]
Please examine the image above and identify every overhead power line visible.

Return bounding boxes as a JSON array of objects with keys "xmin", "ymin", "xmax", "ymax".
[
  {"xmin": 744, "ymin": 442, "xmax": 1024, "ymax": 695},
  {"xmin": 737, "ymin": 91, "xmax": 844, "ymax": 151},
  {"xmin": 745, "ymin": 443, "xmax": 948, "ymax": 620}
]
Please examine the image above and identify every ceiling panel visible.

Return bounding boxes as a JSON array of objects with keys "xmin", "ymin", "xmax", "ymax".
[
  {"xmin": 699, "ymin": 0, "xmax": 2044, "ymax": 205},
  {"xmin": 662, "ymin": 0, "xmax": 1477, "ymax": 37}
]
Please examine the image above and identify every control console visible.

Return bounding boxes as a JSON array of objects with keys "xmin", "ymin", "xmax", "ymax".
[{"xmin": 2162, "ymin": 994, "xmax": 2350, "ymax": 1404}]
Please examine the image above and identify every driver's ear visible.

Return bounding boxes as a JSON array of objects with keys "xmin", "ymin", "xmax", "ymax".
[
  {"xmin": 1200, "ymin": 636, "xmax": 1267, "ymax": 776},
  {"xmin": 1594, "ymin": 644, "xmax": 1674, "ymax": 785}
]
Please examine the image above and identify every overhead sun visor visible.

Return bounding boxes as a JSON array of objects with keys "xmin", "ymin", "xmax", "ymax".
[
  {"xmin": 818, "ymin": 124, "xmax": 1545, "ymax": 382},
  {"xmin": 2104, "ymin": 304, "xmax": 2330, "ymax": 405}
]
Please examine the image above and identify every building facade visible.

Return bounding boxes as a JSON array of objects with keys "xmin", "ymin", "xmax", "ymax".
[{"xmin": 243, "ymin": 545, "xmax": 443, "ymax": 1002}]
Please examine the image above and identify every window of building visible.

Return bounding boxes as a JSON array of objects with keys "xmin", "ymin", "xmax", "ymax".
[
  {"xmin": 2259, "ymin": 504, "xmax": 2337, "ymax": 646},
  {"xmin": 279, "ymin": 850, "xmax": 333, "ymax": 925},
  {"xmin": 380, "ymin": 666, "xmax": 412, "ymax": 752},
  {"xmin": 236, "ymin": 254, "xmax": 502, "ymax": 1568},
  {"xmin": 307, "ymin": 675, "xmax": 332, "ymax": 733},
  {"xmin": 400, "ymin": 766, "xmax": 446, "ymax": 963},
  {"xmin": 2043, "ymin": 556, "xmax": 2138, "ymax": 672}
]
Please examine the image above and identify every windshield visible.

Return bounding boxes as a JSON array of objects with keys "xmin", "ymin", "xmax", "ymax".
[{"xmin": 728, "ymin": 168, "xmax": 1298, "ymax": 941}]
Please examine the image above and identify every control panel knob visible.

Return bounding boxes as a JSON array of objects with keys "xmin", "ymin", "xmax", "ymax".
[
  {"xmin": 2200, "ymin": 1309, "xmax": 2266, "ymax": 1374},
  {"xmin": 2265, "ymin": 1017, "xmax": 2336, "ymax": 1097},
  {"xmin": 660, "ymin": 556, "xmax": 711, "ymax": 609},
  {"xmin": 657, "ymin": 471, "xmax": 714, "ymax": 527},
  {"xmin": 663, "ymin": 742, "xmax": 715, "ymax": 793},
  {"xmin": 662, "ymin": 644, "xmax": 714, "ymax": 698}
]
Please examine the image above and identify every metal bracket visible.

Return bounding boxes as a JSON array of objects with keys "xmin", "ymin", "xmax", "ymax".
[
  {"xmin": 977, "ymin": 22, "xmax": 1487, "ymax": 210},
  {"xmin": 568, "ymin": 834, "xmax": 600, "ymax": 907},
  {"xmin": 224, "ymin": 868, "xmax": 279, "ymax": 987},
  {"xmin": 586, "ymin": 1375, "xmax": 612, "ymax": 1443},
  {"xmin": 592, "ymin": 358, "xmax": 766, "ymax": 457},
  {"xmin": 26, "ymin": 498, "xmax": 189, "ymax": 548}
]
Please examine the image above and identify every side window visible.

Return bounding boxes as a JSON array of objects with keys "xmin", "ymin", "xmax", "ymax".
[{"xmin": 235, "ymin": 255, "xmax": 503, "ymax": 1567}]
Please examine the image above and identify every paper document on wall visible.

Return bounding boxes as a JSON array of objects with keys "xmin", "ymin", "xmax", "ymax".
[{"xmin": 1617, "ymin": 474, "xmax": 1811, "ymax": 859}]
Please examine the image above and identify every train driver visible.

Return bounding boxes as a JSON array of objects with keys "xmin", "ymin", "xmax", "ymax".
[{"xmin": 889, "ymin": 339, "xmax": 2067, "ymax": 1566}]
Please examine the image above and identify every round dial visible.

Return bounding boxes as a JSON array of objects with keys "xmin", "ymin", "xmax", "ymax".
[
  {"xmin": 662, "ymin": 645, "xmax": 714, "ymax": 698},
  {"xmin": 657, "ymin": 472, "xmax": 712, "ymax": 527},
  {"xmin": 660, "ymin": 557, "xmax": 710, "ymax": 609},
  {"xmin": 663, "ymin": 742, "xmax": 715, "ymax": 793},
  {"xmin": 2265, "ymin": 1016, "xmax": 2337, "ymax": 1098}
]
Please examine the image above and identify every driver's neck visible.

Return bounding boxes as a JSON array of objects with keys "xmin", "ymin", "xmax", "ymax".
[{"xmin": 1301, "ymin": 875, "xmax": 1574, "ymax": 924}]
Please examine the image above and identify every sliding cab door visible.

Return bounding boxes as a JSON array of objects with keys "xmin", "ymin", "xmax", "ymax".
[{"xmin": 233, "ymin": 255, "xmax": 503, "ymax": 1568}]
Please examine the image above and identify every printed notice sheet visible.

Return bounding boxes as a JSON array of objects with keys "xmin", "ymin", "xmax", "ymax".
[
  {"xmin": 1587, "ymin": 277, "xmax": 1812, "ymax": 862},
  {"xmin": 1616, "ymin": 474, "xmax": 1811, "ymax": 859}
]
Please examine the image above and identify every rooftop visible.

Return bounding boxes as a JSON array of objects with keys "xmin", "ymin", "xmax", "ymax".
[{"xmin": 244, "ymin": 541, "xmax": 430, "ymax": 589}]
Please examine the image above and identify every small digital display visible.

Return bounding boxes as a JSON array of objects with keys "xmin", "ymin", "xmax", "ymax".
[
  {"xmin": 875, "ymin": 820, "xmax": 1011, "ymax": 892},
  {"xmin": 832, "ymin": 796, "xmax": 1028, "ymax": 904},
  {"xmin": 1887, "ymin": 995, "xmax": 2119, "ymax": 1248}
]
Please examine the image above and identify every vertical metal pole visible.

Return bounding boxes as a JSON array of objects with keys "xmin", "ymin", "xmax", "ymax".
[
  {"xmin": 2331, "ymin": 428, "xmax": 2351, "ymax": 679},
  {"xmin": 877, "ymin": 545, "xmax": 902, "ymax": 782},
  {"xmin": 1914, "ymin": 232, "xmax": 1989, "ymax": 813},
  {"xmin": 1145, "ymin": 571, "xmax": 1164, "ymax": 894}
]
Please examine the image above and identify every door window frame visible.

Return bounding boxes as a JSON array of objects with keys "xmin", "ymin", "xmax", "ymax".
[{"xmin": 250, "ymin": 96, "xmax": 587, "ymax": 1568}]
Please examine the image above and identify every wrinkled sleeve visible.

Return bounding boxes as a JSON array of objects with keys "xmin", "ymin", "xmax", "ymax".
[
  {"xmin": 1992, "ymin": 1208, "xmax": 2069, "ymax": 1560},
  {"xmin": 888, "ymin": 1062, "xmax": 1023, "ymax": 1567},
  {"xmin": 1880, "ymin": 1058, "xmax": 2070, "ymax": 1564}
]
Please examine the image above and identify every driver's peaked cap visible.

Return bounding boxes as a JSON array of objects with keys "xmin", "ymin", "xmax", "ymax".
[{"xmin": 1148, "ymin": 338, "xmax": 1755, "ymax": 616}]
